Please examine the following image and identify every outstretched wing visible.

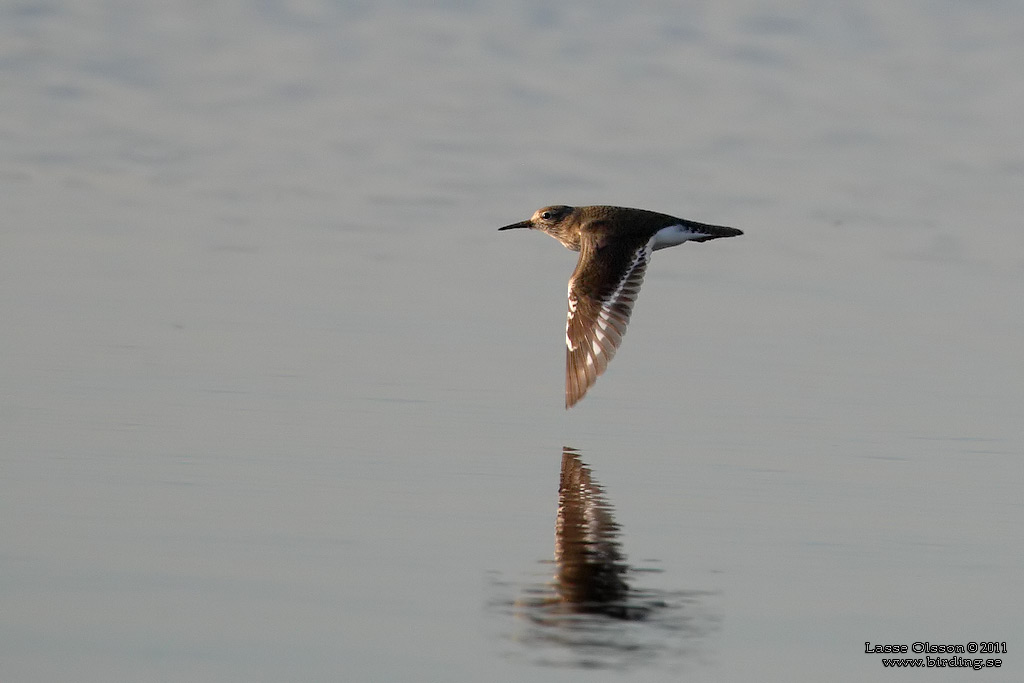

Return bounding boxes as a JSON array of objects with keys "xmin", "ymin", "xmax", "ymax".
[{"xmin": 565, "ymin": 237, "xmax": 652, "ymax": 408}]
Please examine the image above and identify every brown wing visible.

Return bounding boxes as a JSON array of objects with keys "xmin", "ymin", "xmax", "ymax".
[{"xmin": 565, "ymin": 237, "xmax": 652, "ymax": 408}]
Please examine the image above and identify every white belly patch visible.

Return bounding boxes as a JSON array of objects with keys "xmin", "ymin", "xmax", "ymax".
[{"xmin": 650, "ymin": 224, "xmax": 709, "ymax": 250}]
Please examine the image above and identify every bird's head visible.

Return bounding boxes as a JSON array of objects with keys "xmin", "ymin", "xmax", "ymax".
[{"xmin": 499, "ymin": 205, "xmax": 579, "ymax": 250}]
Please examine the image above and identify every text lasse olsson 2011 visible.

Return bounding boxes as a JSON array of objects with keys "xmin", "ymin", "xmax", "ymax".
[{"xmin": 865, "ymin": 641, "xmax": 1006, "ymax": 654}]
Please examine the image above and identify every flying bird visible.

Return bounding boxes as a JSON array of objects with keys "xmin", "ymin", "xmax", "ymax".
[{"xmin": 500, "ymin": 205, "xmax": 742, "ymax": 408}]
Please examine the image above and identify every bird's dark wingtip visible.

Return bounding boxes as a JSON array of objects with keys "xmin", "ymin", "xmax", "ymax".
[
  {"xmin": 719, "ymin": 225, "xmax": 744, "ymax": 238},
  {"xmin": 692, "ymin": 224, "xmax": 743, "ymax": 242}
]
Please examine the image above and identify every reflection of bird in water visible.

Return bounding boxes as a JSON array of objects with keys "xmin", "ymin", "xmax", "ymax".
[
  {"xmin": 555, "ymin": 446, "xmax": 630, "ymax": 608},
  {"xmin": 499, "ymin": 446, "xmax": 714, "ymax": 670}
]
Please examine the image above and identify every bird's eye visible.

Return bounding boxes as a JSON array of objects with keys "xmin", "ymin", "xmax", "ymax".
[{"xmin": 540, "ymin": 211, "xmax": 552, "ymax": 220}]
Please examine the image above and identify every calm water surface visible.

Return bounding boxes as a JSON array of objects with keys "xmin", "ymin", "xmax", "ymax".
[{"xmin": 2, "ymin": 2, "xmax": 1022, "ymax": 681}]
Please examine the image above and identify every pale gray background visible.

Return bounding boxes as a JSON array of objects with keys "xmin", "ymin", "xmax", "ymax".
[{"xmin": 2, "ymin": 1, "xmax": 1021, "ymax": 681}]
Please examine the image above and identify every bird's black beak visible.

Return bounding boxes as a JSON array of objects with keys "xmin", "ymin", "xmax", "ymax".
[{"xmin": 498, "ymin": 220, "xmax": 532, "ymax": 231}]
